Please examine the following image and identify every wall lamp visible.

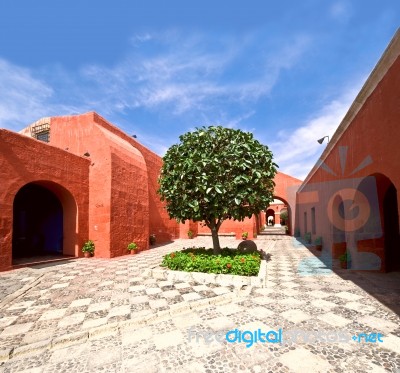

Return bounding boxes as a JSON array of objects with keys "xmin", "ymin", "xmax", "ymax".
[
  {"xmin": 83, "ymin": 152, "xmax": 90, "ymax": 157},
  {"xmin": 132, "ymin": 134, "xmax": 137, "ymax": 138},
  {"xmin": 317, "ymin": 136, "xmax": 329, "ymax": 144}
]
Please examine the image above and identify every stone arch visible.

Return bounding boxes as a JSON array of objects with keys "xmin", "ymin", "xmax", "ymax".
[
  {"xmin": 266, "ymin": 208, "xmax": 275, "ymax": 226},
  {"xmin": 272, "ymin": 196, "xmax": 292, "ymax": 232},
  {"xmin": 383, "ymin": 179, "xmax": 400, "ymax": 271},
  {"xmin": 12, "ymin": 180, "xmax": 78, "ymax": 261},
  {"xmin": 355, "ymin": 173, "xmax": 400, "ymax": 271}
]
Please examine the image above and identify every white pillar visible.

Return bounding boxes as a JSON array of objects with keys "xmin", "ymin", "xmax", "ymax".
[{"xmin": 274, "ymin": 211, "xmax": 281, "ymax": 227}]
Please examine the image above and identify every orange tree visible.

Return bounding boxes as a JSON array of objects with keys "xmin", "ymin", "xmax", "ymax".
[{"xmin": 158, "ymin": 126, "xmax": 278, "ymax": 253}]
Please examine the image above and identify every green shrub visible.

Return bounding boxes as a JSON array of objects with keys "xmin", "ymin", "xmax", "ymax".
[
  {"xmin": 280, "ymin": 210, "xmax": 288, "ymax": 224},
  {"xmin": 314, "ymin": 236, "xmax": 322, "ymax": 245},
  {"xmin": 127, "ymin": 242, "xmax": 138, "ymax": 251},
  {"xmin": 304, "ymin": 232, "xmax": 312, "ymax": 244},
  {"xmin": 82, "ymin": 240, "xmax": 95, "ymax": 254},
  {"xmin": 161, "ymin": 247, "xmax": 261, "ymax": 276},
  {"xmin": 339, "ymin": 252, "xmax": 351, "ymax": 262}
]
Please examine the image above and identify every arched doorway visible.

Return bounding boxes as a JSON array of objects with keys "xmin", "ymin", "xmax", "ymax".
[
  {"xmin": 381, "ymin": 178, "xmax": 400, "ymax": 271},
  {"xmin": 354, "ymin": 174, "xmax": 400, "ymax": 271},
  {"xmin": 263, "ymin": 197, "xmax": 291, "ymax": 234},
  {"xmin": 266, "ymin": 208, "xmax": 275, "ymax": 226},
  {"xmin": 12, "ymin": 181, "xmax": 77, "ymax": 262},
  {"xmin": 272, "ymin": 197, "xmax": 291, "ymax": 230}
]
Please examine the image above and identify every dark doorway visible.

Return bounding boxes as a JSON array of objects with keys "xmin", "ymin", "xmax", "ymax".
[
  {"xmin": 383, "ymin": 183, "xmax": 400, "ymax": 271},
  {"xmin": 266, "ymin": 208, "xmax": 275, "ymax": 226},
  {"xmin": 332, "ymin": 194, "xmax": 346, "ymax": 244},
  {"xmin": 13, "ymin": 183, "xmax": 63, "ymax": 260}
]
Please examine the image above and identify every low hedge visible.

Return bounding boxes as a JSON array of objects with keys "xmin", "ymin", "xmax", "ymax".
[{"xmin": 161, "ymin": 247, "xmax": 261, "ymax": 276}]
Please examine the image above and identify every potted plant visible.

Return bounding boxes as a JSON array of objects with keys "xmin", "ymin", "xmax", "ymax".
[
  {"xmin": 339, "ymin": 252, "xmax": 351, "ymax": 269},
  {"xmin": 241, "ymin": 231, "xmax": 248, "ymax": 240},
  {"xmin": 187, "ymin": 230, "xmax": 194, "ymax": 239},
  {"xmin": 149, "ymin": 234, "xmax": 156, "ymax": 245},
  {"xmin": 82, "ymin": 240, "xmax": 95, "ymax": 258},
  {"xmin": 127, "ymin": 242, "xmax": 138, "ymax": 255},
  {"xmin": 314, "ymin": 236, "xmax": 322, "ymax": 251},
  {"xmin": 304, "ymin": 232, "xmax": 312, "ymax": 244}
]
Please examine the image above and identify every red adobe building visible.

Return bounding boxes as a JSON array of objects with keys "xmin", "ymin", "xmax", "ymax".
[
  {"xmin": 296, "ymin": 29, "xmax": 400, "ymax": 272},
  {"xmin": 6, "ymin": 29, "xmax": 398, "ymax": 273},
  {"xmin": 0, "ymin": 111, "xmax": 301, "ymax": 272}
]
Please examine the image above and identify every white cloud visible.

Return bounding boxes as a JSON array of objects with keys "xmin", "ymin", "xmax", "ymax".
[
  {"xmin": 270, "ymin": 84, "xmax": 363, "ymax": 180},
  {"xmin": 0, "ymin": 59, "xmax": 87, "ymax": 129},
  {"xmin": 80, "ymin": 32, "xmax": 311, "ymax": 117},
  {"xmin": 131, "ymin": 33, "xmax": 153, "ymax": 45},
  {"xmin": 0, "ymin": 30, "xmax": 311, "ymax": 143},
  {"xmin": 0, "ymin": 59, "xmax": 54, "ymax": 128}
]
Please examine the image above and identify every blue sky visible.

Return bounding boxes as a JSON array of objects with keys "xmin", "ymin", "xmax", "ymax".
[{"xmin": 0, "ymin": 1, "xmax": 399, "ymax": 179}]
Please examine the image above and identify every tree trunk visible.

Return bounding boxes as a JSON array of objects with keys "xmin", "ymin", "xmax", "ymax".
[{"xmin": 210, "ymin": 222, "xmax": 221, "ymax": 254}]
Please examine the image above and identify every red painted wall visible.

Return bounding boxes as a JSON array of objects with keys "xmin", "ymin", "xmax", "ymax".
[
  {"xmin": 45, "ymin": 112, "xmax": 178, "ymax": 256},
  {"xmin": 0, "ymin": 130, "xmax": 90, "ymax": 271},
  {"xmin": 2, "ymin": 111, "xmax": 302, "ymax": 268},
  {"xmin": 131, "ymin": 139, "xmax": 180, "ymax": 244},
  {"xmin": 296, "ymin": 44, "xmax": 400, "ymax": 271}
]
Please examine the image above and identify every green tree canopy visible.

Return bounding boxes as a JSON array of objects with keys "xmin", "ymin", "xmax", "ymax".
[{"xmin": 158, "ymin": 126, "xmax": 278, "ymax": 252}]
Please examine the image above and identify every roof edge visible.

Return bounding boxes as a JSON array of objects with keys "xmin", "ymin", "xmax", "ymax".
[{"xmin": 299, "ymin": 28, "xmax": 400, "ymax": 192}]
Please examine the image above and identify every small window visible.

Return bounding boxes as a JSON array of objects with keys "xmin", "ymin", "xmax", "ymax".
[
  {"xmin": 311, "ymin": 207, "xmax": 316, "ymax": 234},
  {"xmin": 31, "ymin": 122, "xmax": 50, "ymax": 143},
  {"xmin": 304, "ymin": 211, "xmax": 307, "ymax": 234},
  {"xmin": 35, "ymin": 131, "xmax": 50, "ymax": 143}
]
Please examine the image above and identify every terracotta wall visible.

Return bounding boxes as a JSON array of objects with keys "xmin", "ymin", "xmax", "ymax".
[
  {"xmin": 0, "ymin": 130, "xmax": 90, "ymax": 271},
  {"xmin": 45, "ymin": 112, "xmax": 178, "ymax": 255},
  {"xmin": 131, "ymin": 139, "xmax": 180, "ymax": 244},
  {"xmin": 296, "ymin": 44, "xmax": 400, "ymax": 271},
  {"xmin": 6, "ymin": 110, "xmax": 303, "ymax": 265}
]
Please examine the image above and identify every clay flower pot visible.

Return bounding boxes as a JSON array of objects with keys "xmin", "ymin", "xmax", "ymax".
[{"xmin": 84, "ymin": 252, "xmax": 91, "ymax": 258}]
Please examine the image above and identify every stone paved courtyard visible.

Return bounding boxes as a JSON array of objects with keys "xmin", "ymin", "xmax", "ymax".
[{"xmin": 0, "ymin": 235, "xmax": 399, "ymax": 372}]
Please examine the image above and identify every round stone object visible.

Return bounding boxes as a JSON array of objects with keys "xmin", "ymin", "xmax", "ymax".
[{"xmin": 237, "ymin": 240, "xmax": 258, "ymax": 253}]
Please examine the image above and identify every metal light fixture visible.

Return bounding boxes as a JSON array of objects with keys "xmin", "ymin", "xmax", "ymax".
[
  {"xmin": 317, "ymin": 136, "xmax": 329, "ymax": 144},
  {"xmin": 83, "ymin": 152, "xmax": 90, "ymax": 157},
  {"xmin": 132, "ymin": 135, "xmax": 137, "ymax": 138}
]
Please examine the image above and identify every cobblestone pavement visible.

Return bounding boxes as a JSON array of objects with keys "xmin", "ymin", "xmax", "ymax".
[{"xmin": 0, "ymin": 236, "xmax": 399, "ymax": 372}]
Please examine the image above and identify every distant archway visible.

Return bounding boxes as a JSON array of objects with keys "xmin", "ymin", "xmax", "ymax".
[
  {"xmin": 12, "ymin": 181, "xmax": 78, "ymax": 262},
  {"xmin": 266, "ymin": 209, "xmax": 275, "ymax": 226},
  {"xmin": 271, "ymin": 196, "xmax": 291, "ymax": 232}
]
